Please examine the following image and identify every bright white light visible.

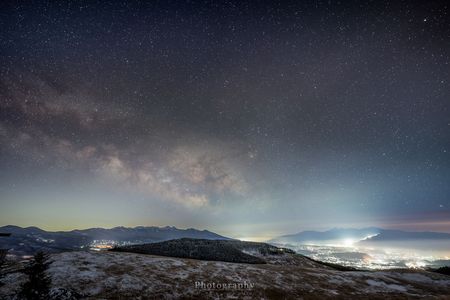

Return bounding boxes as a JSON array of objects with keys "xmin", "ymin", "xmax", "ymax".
[
  {"xmin": 361, "ymin": 234, "xmax": 379, "ymax": 241},
  {"xmin": 238, "ymin": 237, "xmax": 266, "ymax": 242},
  {"xmin": 406, "ymin": 260, "xmax": 427, "ymax": 269},
  {"xmin": 342, "ymin": 238, "xmax": 355, "ymax": 247}
]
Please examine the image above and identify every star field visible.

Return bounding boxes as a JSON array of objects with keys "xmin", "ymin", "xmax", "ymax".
[{"xmin": 0, "ymin": 0, "xmax": 449, "ymax": 238}]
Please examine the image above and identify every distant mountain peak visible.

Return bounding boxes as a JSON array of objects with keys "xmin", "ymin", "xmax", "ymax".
[
  {"xmin": 268, "ymin": 227, "xmax": 450, "ymax": 245},
  {"xmin": 0, "ymin": 224, "xmax": 231, "ymax": 256}
]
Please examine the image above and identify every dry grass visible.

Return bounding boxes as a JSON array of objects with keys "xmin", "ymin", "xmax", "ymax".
[{"xmin": 1, "ymin": 251, "xmax": 449, "ymax": 299}]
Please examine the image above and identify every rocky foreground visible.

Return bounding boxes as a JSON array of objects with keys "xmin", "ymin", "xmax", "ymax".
[{"xmin": 1, "ymin": 250, "xmax": 450, "ymax": 299}]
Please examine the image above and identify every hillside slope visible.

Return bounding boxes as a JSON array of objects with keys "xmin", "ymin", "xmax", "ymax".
[
  {"xmin": 111, "ymin": 238, "xmax": 298, "ymax": 264},
  {"xmin": 1, "ymin": 250, "xmax": 449, "ymax": 299}
]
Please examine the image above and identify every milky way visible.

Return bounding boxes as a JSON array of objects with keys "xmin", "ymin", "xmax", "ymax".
[{"xmin": 1, "ymin": 1, "xmax": 449, "ymax": 238}]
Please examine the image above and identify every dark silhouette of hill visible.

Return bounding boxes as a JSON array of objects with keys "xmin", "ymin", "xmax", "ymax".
[
  {"xmin": 111, "ymin": 238, "xmax": 296, "ymax": 264},
  {"xmin": 431, "ymin": 266, "xmax": 450, "ymax": 276}
]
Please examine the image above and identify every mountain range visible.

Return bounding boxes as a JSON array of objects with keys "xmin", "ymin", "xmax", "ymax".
[
  {"xmin": 268, "ymin": 227, "xmax": 450, "ymax": 245},
  {"xmin": 0, "ymin": 225, "xmax": 230, "ymax": 256},
  {"xmin": 3, "ymin": 225, "xmax": 450, "ymax": 257}
]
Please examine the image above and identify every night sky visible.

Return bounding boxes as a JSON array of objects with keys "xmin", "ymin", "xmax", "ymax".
[{"xmin": 1, "ymin": 1, "xmax": 449, "ymax": 240}]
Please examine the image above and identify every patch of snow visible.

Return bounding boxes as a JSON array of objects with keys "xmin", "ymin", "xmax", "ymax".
[
  {"xmin": 400, "ymin": 273, "xmax": 450, "ymax": 286},
  {"xmin": 366, "ymin": 279, "xmax": 407, "ymax": 292}
]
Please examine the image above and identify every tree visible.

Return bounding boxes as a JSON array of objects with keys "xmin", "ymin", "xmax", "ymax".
[
  {"xmin": 19, "ymin": 251, "xmax": 52, "ymax": 300},
  {"xmin": 0, "ymin": 233, "xmax": 11, "ymax": 287},
  {"xmin": 0, "ymin": 249, "xmax": 6, "ymax": 287}
]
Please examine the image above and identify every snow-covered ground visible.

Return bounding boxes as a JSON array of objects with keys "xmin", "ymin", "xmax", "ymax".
[{"xmin": 1, "ymin": 251, "xmax": 449, "ymax": 299}]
